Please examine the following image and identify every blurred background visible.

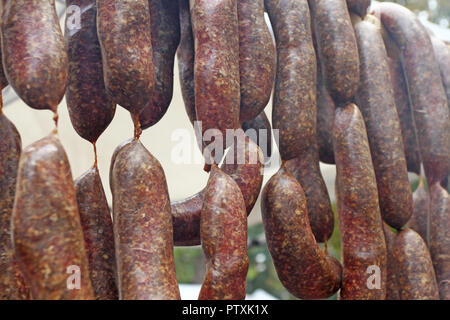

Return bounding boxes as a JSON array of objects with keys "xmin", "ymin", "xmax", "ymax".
[{"xmin": 1, "ymin": 0, "xmax": 448, "ymax": 300}]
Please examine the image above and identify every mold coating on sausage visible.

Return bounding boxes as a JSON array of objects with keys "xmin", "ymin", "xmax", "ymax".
[
  {"xmin": 112, "ymin": 140, "xmax": 180, "ymax": 300},
  {"xmin": 75, "ymin": 166, "xmax": 118, "ymax": 300},
  {"xmin": 242, "ymin": 111, "xmax": 272, "ymax": 161},
  {"xmin": 139, "ymin": 0, "xmax": 180, "ymax": 129},
  {"xmin": 407, "ymin": 177, "xmax": 430, "ymax": 246},
  {"xmin": 429, "ymin": 183, "xmax": 450, "ymax": 300},
  {"xmin": 346, "ymin": 0, "xmax": 370, "ymax": 17},
  {"xmin": 430, "ymin": 35, "xmax": 450, "ymax": 112},
  {"xmin": 238, "ymin": 0, "xmax": 275, "ymax": 122},
  {"xmin": 65, "ymin": 0, "xmax": 116, "ymax": 143},
  {"xmin": 309, "ymin": 0, "xmax": 360, "ymax": 105},
  {"xmin": 1, "ymin": 0, "xmax": 68, "ymax": 111},
  {"xmin": 261, "ymin": 166, "xmax": 342, "ymax": 299},
  {"xmin": 198, "ymin": 165, "xmax": 248, "ymax": 300},
  {"xmin": 265, "ymin": 0, "xmax": 316, "ymax": 161},
  {"xmin": 333, "ymin": 103, "xmax": 387, "ymax": 300},
  {"xmin": 285, "ymin": 143, "xmax": 334, "ymax": 243},
  {"xmin": 374, "ymin": 3, "xmax": 450, "ymax": 185},
  {"xmin": 97, "ymin": 0, "xmax": 154, "ymax": 116},
  {"xmin": 12, "ymin": 134, "xmax": 94, "ymax": 300},
  {"xmin": 383, "ymin": 224, "xmax": 400, "ymax": 300},
  {"xmin": 393, "ymin": 228, "xmax": 440, "ymax": 300},
  {"xmin": 354, "ymin": 17, "xmax": 412, "ymax": 229}
]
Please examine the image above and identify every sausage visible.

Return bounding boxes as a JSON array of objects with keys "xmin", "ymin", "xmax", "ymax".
[
  {"xmin": 139, "ymin": 0, "xmax": 180, "ymax": 129},
  {"xmin": 171, "ymin": 133, "xmax": 264, "ymax": 246},
  {"xmin": 333, "ymin": 103, "xmax": 387, "ymax": 300},
  {"xmin": 112, "ymin": 140, "xmax": 180, "ymax": 299},
  {"xmin": 309, "ymin": 0, "xmax": 360, "ymax": 105},
  {"xmin": 261, "ymin": 166, "xmax": 342, "ymax": 299},
  {"xmin": 407, "ymin": 176, "xmax": 430, "ymax": 246},
  {"xmin": 238, "ymin": 0, "xmax": 275, "ymax": 122},
  {"xmin": 65, "ymin": 0, "xmax": 116, "ymax": 143},
  {"xmin": 265, "ymin": 0, "xmax": 316, "ymax": 161},
  {"xmin": 373, "ymin": 3, "xmax": 450, "ymax": 186},
  {"xmin": 346, "ymin": 0, "xmax": 370, "ymax": 17},
  {"xmin": 198, "ymin": 165, "xmax": 248, "ymax": 300},
  {"xmin": 97, "ymin": 0, "xmax": 154, "ymax": 117},
  {"xmin": 382, "ymin": 28, "xmax": 421, "ymax": 175},
  {"xmin": 285, "ymin": 143, "xmax": 334, "ymax": 243},
  {"xmin": 242, "ymin": 111, "xmax": 272, "ymax": 161},
  {"xmin": 316, "ymin": 73, "xmax": 336, "ymax": 165},
  {"xmin": 393, "ymin": 228, "xmax": 440, "ymax": 300},
  {"xmin": 191, "ymin": 0, "xmax": 240, "ymax": 161},
  {"xmin": 12, "ymin": 134, "xmax": 94, "ymax": 300},
  {"xmin": 1, "ymin": 0, "xmax": 68, "ymax": 111},
  {"xmin": 354, "ymin": 16, "xmax": 412, "ymax": 229},
  {"xmin": 75, "ymin": 166, "xmax": 118, "ymax": 300},
  {"xmin": 383, "ymin": 224, "xmax": 400, "ymax": 300},
  {"xmin": 430, "ymin": 35, "xmax": 450, "ymax": 112},
  {"xmin": 429, "ymin": 183, "xmax": 450, "ymax": 300}
]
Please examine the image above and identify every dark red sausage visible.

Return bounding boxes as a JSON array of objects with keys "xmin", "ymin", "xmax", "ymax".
[
  {"xmin": 316, "ymin": 73, "xmax": 336, "ymax": 165},
  {"xmin": 242, "ymin": 111, "xmax": 272, "ymax": 161},
  {"xmin": 333, "ymin": 103, "xmax": 387, "ymax": 300},
  {"xmin": 198, "ymin": 165, "xmax": 248, "ymax": 300},
  {"xmin": 407, "ymin": 176, "xmax": 430, "ymax": 246},
  {"xmin": 383, "ymin": 224, "xmax": 400, "ymax": 300},
  {"xmin": 65, "ymin": 0, "xmax": 116, "ymax": 143},
  {"xmin": 430, "ymin": 35, "xmax": 450, "ymax": 112}
]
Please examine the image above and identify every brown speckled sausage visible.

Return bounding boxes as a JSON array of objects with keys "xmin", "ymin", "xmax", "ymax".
[
  {"xmin": 139, "ymin": 0, "xmax": 180, "ymax": 129},
  {"xmin": 373, "ymin": 3, "xmax": 450, "ymax": 185},
  {"xmin": 261, "ymin": 166, "xmax": 342, "ymax": 299},
  {"xmin": 171, "ymin": 134, "xmax": 264, "ymax": 246},
  {"xmin": 407, "ymin": 176, "xmax": 430, "ymax": 246},
  {"xmin": 265, "ymin": 0, "xmax": 316, "ymax": 161},
  {"xmin": 430, "ymin": 35, "xmax": 450, "ymax": 112},
  {"xmin": 393, "ymin": 228, "xmax": 440, "ymax": 300},
  {"xmin": 242, "ymin": 111, "xmax": 272, "ymax": 161},
  {"xmin": 346, "ymin": 0, "xmax": 370, "ymax": 17},
  {"xmin": 75, "ymin": 166, "xmax": 118, "ymax": 300},
  {"xmin": 354, "ymin": 17, "xmax": 412, "ymax": 229},
  {"xmin": 429, "ymin": 183, "xmax": 450, "ymax": 300},
  {"xmin": 309, "ymin": 0, "xmax": 360, "ymax": 105},
  {"xmin": 285, "ymin": 143, "xmax": 334, "ymax": 243},
  {"xmin": 191, "ymin": 0, "xmax": 240, "ymax": 159},
  {"xmin": 1, "ymin": 0, "xmax": 68, "ymax": 112},
  {"xmin": 97, "ymin": 0, "xmax": 154, "ymax": 117},
  {"xmin": 198, "ymin": 165, "xmax": 248, "ymax": 300},
  {"xmin": 112, "ymin": 140, "xmax": 180, "ymax": 300},
  {"xmin": 238, "ymin": 0, "xmax": 275, "ymax": 122},
  {"xmin": 317, "ymin": 73, "xmax": 336, "ymax": 165},
  {"xmin": 383, "ymin": 224, "xmax": 400, "ymax": 300},
  {"xmin": 12, "ymin": 134, "xmax": 94, "ymax": 300},
  {"xmin": 65, "ymin": 0, "xmax": 116, "ymax": 143},
  {"xmin": 333, "ymin": 103, "xmax": 387, "ymax": 300}
]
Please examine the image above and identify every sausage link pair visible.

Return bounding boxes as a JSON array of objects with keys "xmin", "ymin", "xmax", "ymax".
[
  {"xmin": 12, "ymin": 134, "xmax": 94, "ymax": 300},
  {"xmin": 285, "ymin": 143, "xmax": 334, "ymax": 243},
  {"xmin": 262, "ymin": 166, "xmax": 342, "ymax": 299},
  {"xmin": 238, "ymin": 0, "xmax": 275, "ymax": 122},
  {"xmin": 407, "ymin": 176, "xmax": 430, "ymax": 246},
  {"xmin": 1, "ymin": 0, "xmax": 68, "ymax": 112},
  {"xmin": 75, "ymin": 167, "xmax": 118, "ymax": 300},
  {"xmin": 383, "ymin": 224, "xmax": 399, "ymax": 300},
  {"xmin": 373, "ymin": 3, "xmax": 450, "ymax": 185},
  {"xmin": 309, "ymin": 0, "xmax": 360, "ymax": 105},
  {"xmin": 97, "ymin": 0, "xmax": 154, "ymax": 117},
  {"xmin": 333, "ymin": 103, "xmax": 387, "ymax": 300},
  {"xmin": 346, "ymin": 0, "xmax": 370, "ymax": 17},
  {"xmin": 265, "ymin": 0, "xmax": 316, "ymax": 161},
  {"xmin": 199, "ymin": 165, "xmax": 248, "ymax": 300},
  {"xmin": 112, "ymin": 140, "xmax": 180, "ymax": 299},
  {"xmin": 354, "ymin": 16, "xmax": 412, "ymax": 229},
  {"xmin": 139, "ymin": 0, "xmax": 180, "ymax": 129},
  {"xmin": 430, "ymin": 35, "xmax": 450, "ymax": 112},
  {"xmin": 65, "ymin": 0, "xmax": 116, "ymax": 143},
  {"xmin": 242, "ymin": 111, "xmax": 272, "ymax": 161}
]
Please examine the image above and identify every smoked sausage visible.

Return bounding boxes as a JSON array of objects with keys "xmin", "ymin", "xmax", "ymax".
[
  {"xmin": 242, "ymin": 111, "xmax": 272, "ymax": 161},
  {"xmin": 407, "ymin": 176, "xmax": 430, "ymax": 246},
  {"xmin": 316, "ymin": 74, "xmax": 336, "ymax": 165},
  {"xmin": 383, "ymin": 224, "xmax": 400, "ymax": 300},
  {"xmin": 430, "ymin": 35, "xmax": 450, "ymax": 112}
]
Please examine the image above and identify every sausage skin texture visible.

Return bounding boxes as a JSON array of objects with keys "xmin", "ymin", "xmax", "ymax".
[
  {"xmin": 242, "ymin": 111, "xmax": 272, "ymax": 161},
  {"xmin": 346, "ymin": 0, "xmax": 370, "ymax": 17},
  {"xmin": 309, "ymin": 0, "xmax": 360, "ymax": 105},
  {"xmin": 316, "ymin": 73, "xmax": 336, "ymax": 165},
  {"xmin": 112, "ymin": 140, "xmax": 180, "ymax": 300},
  {"xmin": 393, "ymin": 228, "xmax": 440, "ymax": 300},
  {"xmin": 75, "ymin": 167, "xmax": 118, "ymax": 300},
  {"xmin": 97, "ymin": 0, "xmax": 154, "ymax": 116},
  {"xmin": 265, "ymin": 0, "xmax": 316, "ymax": 161},
  {"xmin": 1, "ymin": 0, "xmax": 68, "ymax": 111},
  {"xmin": 261, "ymin": 166, "xmax": 342, "ymax": 299},
  {"xmin": 374, "ymin": 3, "xmax": 450, "ymax": 185},
  {"xmin": 238, "ymin": 0, "xmax": 275, "ymax": 122},
  {"xmin": 430, "ymin": 35, "xmax": 450, "ymax": 112},
  {"xmin": 333, "ymin": 103, "xmax": 387, "ymax": 300},
  {"xmin": 199, "ymin": 165, "xmax": 248, "ymax": 300},
  {"xmin": 407, "ymin": 177, "xmax": 430, "ymax": 246},
  {"xmin": 65, "ymin": 0, "xmax": 116, "ymax": 142},
  {"xmin": 171, "ymin": 134, "xmax": 264, "ymax": 246},
  {"xmin": 354, "ymin": 17, "xmax": 412, "ymax": 229},
  {"xmin": 429, "ymin": 183, "xmax": 450, "ymax": 300},
  {"xmin": 139, "ymin": 0, "xmax": 180, "ymax": 129},
  {"xmin": 12, "ymin": 134, "xmax": 94, "ymax": 300},
  {"xmin": 383, "ymin": 224, "xmax": 400, "ymax": 300},
  {"xmin": 285, "ymin": 143, "xmax": 334, "ymax": 243}
]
